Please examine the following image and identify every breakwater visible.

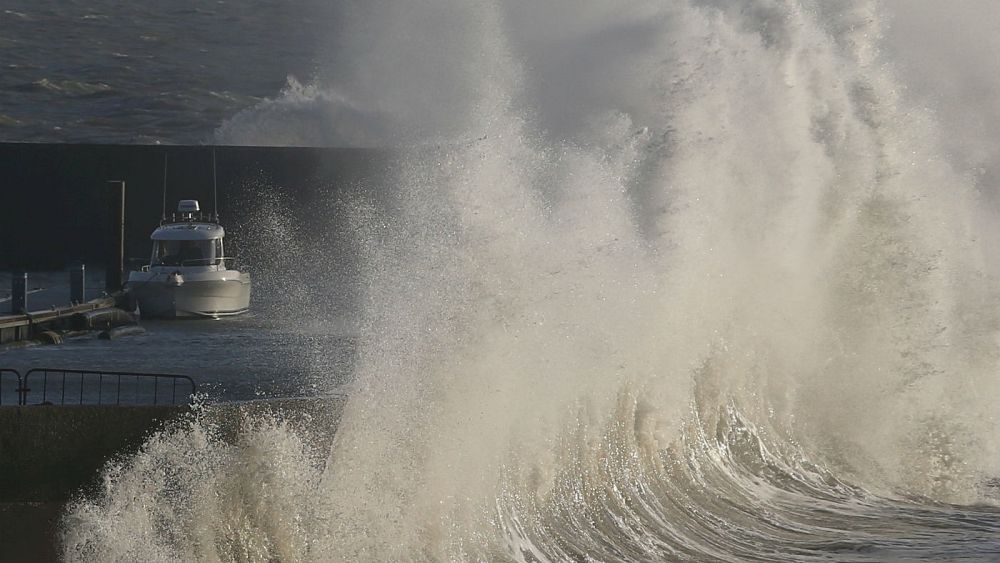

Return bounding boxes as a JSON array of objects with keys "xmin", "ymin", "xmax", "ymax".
[{"xmin": 0, "ymin": 143, "xmax": 388, "ymax": 270}]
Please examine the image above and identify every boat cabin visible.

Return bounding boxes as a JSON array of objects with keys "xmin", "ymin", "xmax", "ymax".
[{"xmin": 147, "ymin": 200, "xmax": 228, "ymax": 268}]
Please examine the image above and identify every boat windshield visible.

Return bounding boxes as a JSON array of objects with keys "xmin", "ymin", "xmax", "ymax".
[{"xmin": 152, "ymin": 238, "xmax": 223, "ymax": 266}]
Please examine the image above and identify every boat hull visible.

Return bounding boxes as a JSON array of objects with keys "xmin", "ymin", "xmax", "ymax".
[{"xmin": 128, "ymin": 274, "xmax": 251, "ymax": 319}]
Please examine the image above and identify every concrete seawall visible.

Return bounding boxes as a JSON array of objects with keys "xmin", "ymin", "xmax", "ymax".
[
  {"xmin": 0, "ymin": 397, "xmax": 344, "ymax": 562},
  {"xmin": 0, "ymin": 404, "xmax": 186, "ymax": 501}
]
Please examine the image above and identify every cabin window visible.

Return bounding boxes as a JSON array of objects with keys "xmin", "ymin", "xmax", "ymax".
[{"xmin": 152, "ymin": 239, "xmax": 219, "ymax": 266}]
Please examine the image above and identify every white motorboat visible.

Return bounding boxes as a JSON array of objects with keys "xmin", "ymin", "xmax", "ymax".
[{"xmin": 126, "ymin": 199, "xmax": 250, "ymax": 318}]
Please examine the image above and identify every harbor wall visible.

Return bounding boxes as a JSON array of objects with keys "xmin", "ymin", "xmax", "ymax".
[
  {"xmin": 0, "ymin": 404, "xmax": 183, "ymax": 562},
  {"xmin": 0, "ymin": 404, "xmax": 185, "ymax": 502},
  {"xmin": 0, "ymin": 143, "xmax": 391, "ymax": 270},
  {"xmin": 0, "ymin": 398, "xmax": 343, "ymax": 561},
  {"xmin": 0, "ymin": 398, "xmax": 342, "ymax": 501}
]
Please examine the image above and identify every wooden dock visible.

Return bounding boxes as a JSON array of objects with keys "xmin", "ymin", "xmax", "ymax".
[{"xmin": 0, "ymin": 296, "xmax": 118, "ymax": 346}]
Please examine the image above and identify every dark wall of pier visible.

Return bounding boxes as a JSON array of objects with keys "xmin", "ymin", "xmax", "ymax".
[
  {"xmin": 0, "ymin": 143, "xmax": 392, "ymax": 270},
  {"xmin": 0, "ymin": 398, "xmax": 343, "ymax": 562}
]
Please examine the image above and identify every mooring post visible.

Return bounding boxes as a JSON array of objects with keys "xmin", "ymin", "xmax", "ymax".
[
  {"xmin": 11, "ymin": 271, "xmax": 26, "ymax": 313},
  {"xmin": 105, "ymin": 180, "xmax": 126, "ymax": 293},
  {"xmin": 70, "ymin": 262, "xmax": 85, "ymax": 304}
]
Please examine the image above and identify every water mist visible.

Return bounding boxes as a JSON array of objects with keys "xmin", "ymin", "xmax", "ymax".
[{"xmin": 64, "ymin": 1, "xmax": 1000, "ymax": 561}]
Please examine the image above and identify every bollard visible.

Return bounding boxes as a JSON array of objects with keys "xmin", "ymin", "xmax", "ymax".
[
  {"xmin": 11, "ymin": 271, "xmax": 26, "ymax": 313},
  {"xmin": 70, "ymin": 262, "xmax": 85, "ymax": 304}
]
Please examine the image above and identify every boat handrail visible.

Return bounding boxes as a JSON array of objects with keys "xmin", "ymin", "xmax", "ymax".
[
  {"xmin": 179, "ymin": 258, "xmax": 224, "ymax": 267},
  {"xmin": 146, "ymin": 256, "xmax": 239, "ymax": 268},
  {"xmin": 160, "ymin": 210, "xmax": 218, "ymax": 225}
]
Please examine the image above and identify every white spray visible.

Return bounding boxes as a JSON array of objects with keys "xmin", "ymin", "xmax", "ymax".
[{"xmin": 64, "ymin": 1, "xmax": 1000, "ymax": 560}]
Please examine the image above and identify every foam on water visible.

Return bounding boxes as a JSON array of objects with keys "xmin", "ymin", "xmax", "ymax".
[{"xmin": 64, "ymin": 0, "xmax": 1000, "ymax": 560}]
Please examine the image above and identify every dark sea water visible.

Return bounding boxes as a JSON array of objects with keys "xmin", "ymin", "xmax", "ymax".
[
  {"xmin": 0, "ymin": 0, "xmax": 331, "ymax": 144},
  {"xmin": 6, "ymin": 0, "xmax": 1000, "ymax": 561},
  {"xmin": 0, "ymin": 313, "xmax": 356, "ymax": 403}
]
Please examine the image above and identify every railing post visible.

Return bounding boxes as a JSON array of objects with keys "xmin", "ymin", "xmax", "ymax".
[
  {"xmin": 11, "ymin": 271, "xmax": 26, "ymax": 314},
  {"xmin": 0, "ymin": 369, "xmax": 24, "ymax": 405},
  {"xmin": 15, "ymin": 371, "xmax": 27, "ymax": 406},
  {"xmin": 70, "ymin": 262, "xmax": 86, "ymax": 304}
]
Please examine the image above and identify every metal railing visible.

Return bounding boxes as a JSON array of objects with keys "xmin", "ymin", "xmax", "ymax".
[
  {"xmin": 147, "ymin": 257, "xmax": 235, "ymax": 268},
  {"xmin": 17, "ymin": 368, "xmax": 196, "ymax": 406},
  {"xmin": 0, "ymin": 368, "xmax": 21, "ymax": 406}
]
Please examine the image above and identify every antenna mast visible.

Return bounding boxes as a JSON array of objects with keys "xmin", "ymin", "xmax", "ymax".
[
  {"xmin": 161, "ymin": 153, "xmax": 168, "ymax": 222},
  {"xmin": 212, "ymin": 147, "xmax": 219, "ymax": 222}
]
